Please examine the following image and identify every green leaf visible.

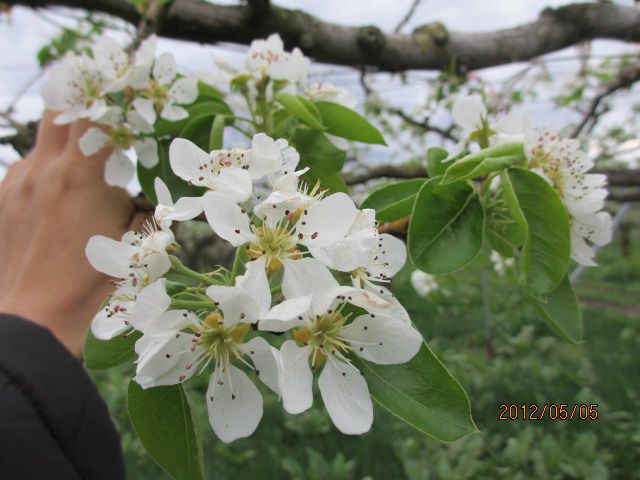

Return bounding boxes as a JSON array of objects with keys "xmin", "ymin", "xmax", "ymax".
[
  {"xmin": 154, "ymin": 101, "xmax": 232, "ymax": 138},
  {"xmin": 275, "ymin": 92, "xmax": 325, "ymax": 130},
  {"xmin": 137, "ymin": 140, "xmax": 206, "ymax": 204},
  {"xmin": 84, "ymin": 330, "xmax": 141, "ymax": 370},
  {"xmin": 502, "ymin": 168, "xmax": 571, "ymax": 297},
  {"xmin": 408, "ymin": 178, "xmax": 484, "ymax": 274},
  {"xmin": 357, "ymin": 342, "xmax": 478, "ymax": 442},
  {"xmin": 314, "ymin": 101, "xmax": 386, "ymax": 145},
  {"xmin": 128, "ymin": 381, "xmax": 203, "ymax": 480},
  {"xmin": 534, "ymin": 276, "xmax": 583, "ymax": 343},
  {"xmin": 180, "ymin": 115, "xmax": 215, "ymax": 151},
  {"xmin": 441, "ymin": 142, "xmax": 525, "ymax": 184},
  {"xmin": 362, "ymin": 178, "xmax": 427, "ymax": 223},
  {"xmin": 197, "ymin": 81, "xmax": 224, "ymax": 101},
  {"xmin": 292, "ymin": 129, "xmax": 347, "ymax": 190},
  {"xmin": 208, "ymin": 114, "xmax": 225, "ymax": 151},
  {"xmin": 426, "ymin": 147, "xmax": 449, "ymax": 177}
]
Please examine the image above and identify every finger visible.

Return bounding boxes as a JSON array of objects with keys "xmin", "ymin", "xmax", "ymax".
[{"xmin": 31, "ymin": 109, "xmax": 71, "ymax": 159}]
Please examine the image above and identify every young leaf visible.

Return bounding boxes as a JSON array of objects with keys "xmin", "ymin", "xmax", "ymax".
[
  {"xmin": 357, "ymin": 342, "xmax": 478, "ymax": 442},
  {"xmin": 275, "ymin": 92, "xmax": 325, "ymax": 130},
  {"xmin": 408, "ymin": 178, "xmax": 484, "ymax": 274},
  {"xmin": 84, "ymin": 330, "xmax": 141, "ymax": 370},
  {"xmin": 154, "ymin": 101, "xmax": 232, "ymax": 138},
  {"xmin": 128, "ymin": 381, "xmax": 204, "ymax": 480},
  {"xmin": 441, "ymin": 142, "xmax": 525, "ymax": 184},
  {"xmin": 292, "ymin": 129, "xmax": 347, "ymax": 189},
  {"xmin": 426, "ymin": 147, "xmax": 449, "ymax": 177},
  {"xmin": 362, "ymin": 178, "xmax": 427, "ymax": 223},
  {"xmin": 502, "ymin": 168, "xmax": 571, "ymax": 297},
  {"xmin": 534, "ymin": 276, "xmax": 583, "ymax": 343},
  {"xmin": 314, "ymin": 101, "xmax": 386, "ymax": 145},
  {"xmin": 209, "ymin": 114, "xmax": 225, "ymax": 151}
]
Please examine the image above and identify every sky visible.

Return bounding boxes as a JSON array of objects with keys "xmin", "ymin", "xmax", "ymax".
[{"xmin": 0, "ymin": 0, "xmax": 638, "ymax": 173}]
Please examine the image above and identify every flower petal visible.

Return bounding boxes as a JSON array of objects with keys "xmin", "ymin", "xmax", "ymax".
[
  {"xmin": 259, "ymin": 295, "xmax": 312, "ymax": 332},
  {"xmin": 203, "ymin": 192, "xmax": 253, "ymax": 246},
  {"xmin": 237, "ymin": 257, "xmax": 271, "ymax": 315},
  {"xmin": 169, "ymin": 138, "xmax": 210, "ymax": 186},
  {"xmin": 341, "ymin": 315, "xmax": 422, "ymax": 364},
  {"xmin": 242, "ymin": 336, "xmax": 280, "ymax": 394},
  {"xmin": 168, "ymin": 76, "xmax": 198, "ymax": 105},
  {"xmin": 206, "ymin": 285, "xmax": 260, "ymax": 325},
  {"xmin": 85, "ymin": 235, "xmax": 137, "ymax": 278},
  {"xmin": 134, "ymin": 138, "xmax": 159, "ymax": 168},
  {"xmin": 210, "ymin": 167, "xmax": 253, "ymax": 203},
  {"xmin": 78, "ymin": 127, "xmax": 109, "ymax": 156},
  {"xmin": 154, "ymin": 177, "xmax": 173, "ymax": 206},
  {"xmin": 160, "ymin": 104, "xmax": 189, "ymax": 121},
  {"xmin": 249, "ymin": 133, "xmax": 282, "ymax": 179},
  {"xmin": 452, "ymin": 94, "xmax": 486, "ymax": 132},
  {"xmin": 318, "ymin": 356, "xmax": 372, "ymax": 435},
  {"xmin": 128, "ymin": 278, "xmax": 171, "ymax": 332},
  {"xmin": 367, "ymin": 234, "xmax": 407, "ymax": 279},
  {"xmin": 207, "ymin": 364, "xmax": 263, "ymax": 443},
  {"xmin": 153, "ymin": 52, "xmax": 176, "ymax": 85},
  {"xmin": 282, "ymin": 258, "xmax": 339, "ymax": 302},
  {"xmin": 165, "ymin": 196, "xmax": 205, "ymax": 221},
  {"xmin": 105, "ymin": 150, "xmax": 134, "ymax": 187},
  {"xmin": 297, "ymin": 193, "xmax": 358, "ymax": 247},
  {"xmin": 134, "ymin": 334, "xmax": 199, "ymax": 388},
  {"xmin": 279, "ymin": 340, "xmax": 313, "ymax": 414}
]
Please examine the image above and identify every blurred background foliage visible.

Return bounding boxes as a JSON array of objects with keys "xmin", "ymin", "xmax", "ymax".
[{"xmin": 91, "ymin": 209, "xmax": 640, "ymax": 480}]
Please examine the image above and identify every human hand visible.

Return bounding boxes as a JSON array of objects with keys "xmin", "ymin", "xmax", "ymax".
[{"xmin": 0, "ymin": 111, "xmax": 147, "ymax": 357}]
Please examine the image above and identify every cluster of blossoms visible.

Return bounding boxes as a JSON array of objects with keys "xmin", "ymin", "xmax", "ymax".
[
  {"xmin": 410, "ymin": 270, "xmax": 440, "ymax": 298},
  {"xmin": 42, "ymin": 35, "xmax": 198, "ymax": 187},
  {"xmin": 86, "ymin": 131, "xmax": 422, "ymax": 443},
  {"xmin": 450, "ymin": 94, "xmax": 612, "ymax": 266}
]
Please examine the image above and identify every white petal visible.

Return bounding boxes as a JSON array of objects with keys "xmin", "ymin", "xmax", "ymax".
[
  {"xmin": 135, "ymin": 35, "xmax": 156, "ymax": 67},
  {"xmin": 160, "ymin": 104, "xmax": 189, "ymax": 121},
  {"xmin": 249, "ymin": 133, "xmax": 282, "ymax": 179},
  {"xmin": 210, "ymin": 167, "xmax": 253, "ymax": 203},
  {"xmin": 242, "ymin": 337, "xmax": 280, "ymax": 394},
  {"xmin": 206, "ymin": 285, "xmax": 260, "ymax": 325},
  {"xmin": 153, "ymin": 52, "xmax": 177, "ymax": 85},
  {"xmin": 165, "ymin": 196, "xmax": 205, "ymax": 221},
  {"xmin": 134, "ymin": 334, "xmax": 199, "ymax": 388},
  {"xmin": 91, "ymin": 307, "xmax": 131, "ymax": 340},
  {"xmin": 367, "ymin": 234, "xmax": 407, "ymax": 279},
  {"xmin": 168, "ymin": 76, "xmax": 198, "ymax": 105},
  {"xmin": 259, "ymin": 296, "xmax": 312, "ymax": 332},
  {"xmin": 154, "ymin": 177, "xmax": 173, "ymax": 206},
  {"xmin": 297, "ymin": 193, "xmax": 358, "ymax": 247},
  {"xmin": 85, "ymin": 235, "xmax": 137, "ymax": 278},
  {"xmin": 169, "ymin": 138, "xmax": 210, "ymax": 185},
  {"xmin": 132, "ymin": 97, "xmax": 157, "ymax": 127},
  {"xmin": 279, "ymin": 340, "xmax": 313, "ymax": 414},
  {"xmin": 309, "ymin": 229, "xmax": 377, "ymax": 272},
  {"xmin": 237, "ymin": 257, "xmax": 271, "ymax": 315},
  {"xmin": 203, "ymin": 192, "xmax": 254, "ymax": 246},
  {"xmin": 128, "ymin": 279, "xmax": 171, "ymax": 332},
  {"xmin": 341, "ymin": 315, "xmax": 422, "ymax": 364},
  {"xmin": 78, "ymin": 127, "xmax": 109, "ymax": 156},
  {"xmin": 452, "ymin": 94, "xmax": 486, "ymax": 132},
  {"xmin": 105, "ymin": 150, "xmax": 135, "ymax": 187},
  {"xmin": 282, "ymin": 258, "xmax": 339, "ymax": 302},
  {"xmin": 134, "ymin": 138, "xmax": 159, "ymax": 168},
  {"xmin": 318, "ymin": 357, "xmax": 372, "ymax": 435},
  {"xmin": 207, "ymin": 364, "xmax": 263, "ymax": 443},
  {"xmin": 143, "ymin": 251, "xmax": 172, "ymax": 280}
]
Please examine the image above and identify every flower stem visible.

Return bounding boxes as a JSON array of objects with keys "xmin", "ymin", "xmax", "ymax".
[
  {"xmin": 169, "ymin": 255, "xmax": 217, "ymax": 285},
  {"xmin": 229, "ymin": 247, "xmax": 243, "ymax": 284},
  {"xmin": 170, "ymin": 299, "xmax": 214, "ymax": 310}
]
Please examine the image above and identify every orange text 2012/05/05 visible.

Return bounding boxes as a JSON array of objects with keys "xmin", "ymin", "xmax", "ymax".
[{"xmin": 498, "ymin": 403, "xmax": 599, "ymax": 421}]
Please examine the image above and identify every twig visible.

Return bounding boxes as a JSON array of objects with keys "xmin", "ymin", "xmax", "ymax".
[
  {"xmin": 389, "ymin": 108, "xmax": 458, "ymax": 141},
  {"xmin": 394, "ymin": 0, "xmax": 425, "ymax": 33},
  {"xmin": 378, "ymin": 215, "xmax": 410, "ymax": 235}
]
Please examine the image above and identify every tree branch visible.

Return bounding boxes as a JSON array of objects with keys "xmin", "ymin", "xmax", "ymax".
[
  {"xmin": 6, "ymin": 0, "xmax": 640, "ymax": 72},
  {"xmin": 572, "ymin": 61, "xmax": 640, "ymax": 138},
  {"xmin": 388, "ymin": 108, "xmax": 457, "ymax": 141}
]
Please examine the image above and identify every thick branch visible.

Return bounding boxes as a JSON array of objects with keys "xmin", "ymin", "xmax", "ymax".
[{"xmin": 6, "ymin": 0, "xmax": 640, "ymax": 72}]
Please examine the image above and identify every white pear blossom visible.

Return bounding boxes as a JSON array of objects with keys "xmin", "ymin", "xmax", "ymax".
[
  {"xmin": 132, "ymin": 258, "xmax": 279, "ymax": 443},
  {"xmin": 490, "ymin": 251, "xmax": 514, "ymax": 276},
  {"xmin": 410, "ymin": 270, "xmax": 439, "ymax": 297},
  {"xmin": 77, "ymin": 107, "xmax": 158, "ymax": 187},
  {"xmin": 245, "ymin": 34, "xmax": 310, "ymax": 85},
  {"xmin": 259, "ymin": 258, "xmax": 422, "ymax": 434},
  {"xmin": 42, "ymin": 53, "xmax": 110, "ymax": 125},
  {"xmin": 128, "ymin": 51, "xmax": 198, "ymax": 128},
  {"xmin": 204, "ymin": 185, "xmax": 359, "ymax": 274},
  {"xmin": 167, "ymin": 133, "xmax": 293, "ymax": 220},
  {"xmin": 524, "ymin": 128, "xmax": 612, "ymax": 266}
]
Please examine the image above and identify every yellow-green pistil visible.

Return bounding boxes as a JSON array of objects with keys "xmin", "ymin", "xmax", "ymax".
[{"xmin": 293, "ymin": 311, "xmax": 352, "ymax": 369}]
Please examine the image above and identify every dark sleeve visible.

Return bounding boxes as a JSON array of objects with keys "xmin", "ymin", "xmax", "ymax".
[{"xmin": 0, "ymin": 314, "xmax": 126, "ymax": 480}]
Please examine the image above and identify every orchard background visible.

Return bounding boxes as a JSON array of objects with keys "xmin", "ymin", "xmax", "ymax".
[{"xmin": 1, "ymin": 1, "xmax": 639, "ymax": 479}]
